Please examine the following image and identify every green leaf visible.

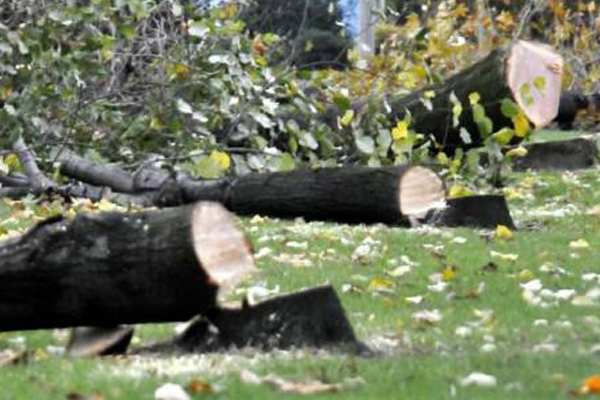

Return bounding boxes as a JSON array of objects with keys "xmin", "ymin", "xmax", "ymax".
[
  {"xmin": 533, "ymin": 76, "xmax": 546, "ymax": 92},
  {"xmin": 500, "ymin": 98, "xmax": 520, "ymax": 118},
  {"xmin": 340, "ymin": 110, "xmax": 355, "ymax": 127},
  {"xmin": 278, "ymin": 153, "xmax": 296, "ymax": 171},
  {"xmin": 355, "ymin": 135, "xmax": 375, "ymax": 155}
]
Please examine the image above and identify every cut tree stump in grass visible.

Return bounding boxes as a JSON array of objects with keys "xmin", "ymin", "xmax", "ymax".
[
  {"xmin": 0, "ymin": 202, "xmax": 254, "ymax": 331},
  {"xmin": 137, "ymin": 285, "xmax": 368, "ymax": 355},
  {"xmin": 388, "ymin": 40, "xmax": 563, "ymax": 152},
  {"xmin": 512, "ymin": 138, "xmax": 598, "ymax": 171},
  {"xmin": 425, "ymin": 195, "xmax": 516, "ymax": 229}
]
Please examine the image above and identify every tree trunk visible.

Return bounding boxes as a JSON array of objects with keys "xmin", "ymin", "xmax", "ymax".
[
  {"xmin": 0, "ymin": 202, "xmax": 254, "ymax": 331},
  {"xmin": 512, "ymin": 138, "xmax": 598, "ymax": 171},
  {"xmin": 55, "ymin": 153, "xmax": 446, "ymax": 225},
  {"xmin": 388, "ymin": 40, "xmax": 563, "ymax": 152},
  {"xmin": 219, "ymin": 165, "xmax": 445, "ymax": 225}
]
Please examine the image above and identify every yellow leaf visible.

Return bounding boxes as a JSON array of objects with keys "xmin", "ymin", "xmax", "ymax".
[
  {"xmin": 368, "ymin": 277, "xmax": 394, "ymax": 292},
  {"xmin": 150, "ymin": 116, "xmax": 163, "ymax": 129},
  {"xmin": 512, "ymin": 113, "xmax": 531, "ymax": 138},
  {"xmin": 174, "ymin": 63, "xmax": 190, "ymax": 78},
  {"xmin": 569, "ymin": 239, "xmax": 589, "ymax": 249},
  {"xmin": 517, "ymin": 269, "xmax": 535, "ymax": 281},
  {"xmin": 490, "ymin": 251, "xmax": 519, "ymax": 261},
  {"xmin": 391, "ymin": 120, "xmax": 408, "ymax": 141},
  {"xmin": 340, "ymin": 110, "xmax": 354, "ymax": 127},
  {"xmin": 209, "ymin": 150, "xmax": 231, "ymax": 169},
  {"xmin": 448, "ymin": 184, "xmax": 474, "ymax": 199},
  {"xmin": 4, "ymin": 153, "xmax": 22, "ymax": 172},
  {"xmin": 506, "ymin": 146, "xmax": 528, "ymax": 157},
  {"xmin": 492, "ymin": 128, "xmax": 514, "ymax": 145},
  {"xmin": 469, "ymin": 92, "xmax": 480, "ymax": 105},
  {"xmin": 1, "ymin": 86, "xmax": 12, "ymax": 100},
  {"xmin": 495, "ymin": 225, "xmax": 514, "ymax": 240},
  {"xmin": 533, "ymin": 76, "xmax": 546, "ymax": 92},
  {"xmin": 441, "ymin": 266, "xmax": 457, "ymax": 282}
]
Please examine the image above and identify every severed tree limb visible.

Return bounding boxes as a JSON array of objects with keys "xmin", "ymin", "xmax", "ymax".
[
  {"xmin": 54, "ymin": 154, "xmax": 447, "ymax": 226},
  {"xmin": 11, "ymin": 137, "xmax": 55, "ymax": 190},
  {"xmin": 0, "ymin": 202, "xmax": 254, "ymax": 331},
  {"xmin": 0, "ymin": 172, "xmax": 30, "ymax": 188},
  {"xmin": 56, "ymin": 149, "xmax": 135, "ymax": 193}
]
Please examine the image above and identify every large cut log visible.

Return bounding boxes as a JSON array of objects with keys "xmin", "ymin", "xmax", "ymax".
[
  {"xmin": 56, "ymin": 155, "xmax": 447, "ymax": 225},
  {"xmin": 0, "ymin": 202, "xmax": 254, "ymax": 331},
  {"xmin": 387, "ymin": 40, "xmax": 563, "ymax": 151},
  {"xmin": 512, "ymin": 138, "xmax": 598, "ymax": 171}
]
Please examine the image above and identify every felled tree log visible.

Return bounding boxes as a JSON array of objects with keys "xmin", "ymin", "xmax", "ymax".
[
  {"xmin": 0, "ymin": 202, "xmax": 254, "ymax": 331},
  {"xmin": 388, "ymin": 40, "xmax": 563, "ymax": 151},
  {"xmin": 56, "ymin": 154, "xmax": 447, "ymax": 225},
  {"xmin": 137, "ymin": 285, "xmax": 368, "ymax": 355},
  {"xmin": 512, "ymin": 138, "xmax": 598, "ymax": 171}
]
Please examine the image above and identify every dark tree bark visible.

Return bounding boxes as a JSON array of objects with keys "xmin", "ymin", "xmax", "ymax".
[
  {"xmin": 220, "ymin": 165, "xmax": 445, "ymax": 225},
  {"xmin": 56, "ymin": 155, "xmax": 447, "ymax": 226},
  {"xmin": 425, "ymin": 195, "xmax": 515, "ymax": 229},
  {"xmin": 0, "ymin": 202, "xmax": 254, "ymax": 331},
  {"xmin": 512, "ymin": 138, "xmax": 598, "ymax": 171},
  {"xmin": 138, "ymin": 285, "xmax": 368, "ymax": 355},
  {"xmin": 386, "ymin": 40, "xmax": 563, "ymax": 152}
]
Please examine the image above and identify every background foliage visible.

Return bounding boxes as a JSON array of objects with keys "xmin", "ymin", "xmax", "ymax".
[{"xmin": 0, "ymin": 0, "xmax": 599, "ymax": 182}]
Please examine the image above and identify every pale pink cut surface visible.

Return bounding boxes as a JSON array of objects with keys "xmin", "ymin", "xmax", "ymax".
[
  {"xmin": 192, "ymin": 202, "xmax": 255, "ymax": 298},
  {"xmin": 400, "ymin": 166, "xmax": 446, "ymax": 218},
  {"xmin": 506, "ymin": 40, "xmax": 564, "ymax": 127}
]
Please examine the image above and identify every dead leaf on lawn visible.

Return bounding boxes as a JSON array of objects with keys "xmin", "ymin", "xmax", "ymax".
[
  {"xmin": 0, "ymin": 349, "xmax": 30, "ymax": 369},
  {"xmin": 240, "ymin": 370, "xmax": 365, "ymax": 395}
]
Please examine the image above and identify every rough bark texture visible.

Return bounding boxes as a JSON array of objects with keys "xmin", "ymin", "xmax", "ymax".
[
  {"xmin": 138, "ymin": 285, "xmax": 367, "ymax": 355},
  {"xmin": 0, "ymin": 202, "xmax": 253, "ymax": 331},
  {"xmin": 512, "ymin": 138, "xmax": 598, "ymax": 171},
  {"xmin": 426, "ymin": 195, "xmax": 515, "ymax": 229},
  {"xmin": 387, "ymin": 41, "xmax": 562, "ymax": 152},
  {"xmin": 54, "ymin": 154, "xmax": 446, "ymax": 226},
  {"xmin": 221, "ymin": 166, "xmax": 444, "ymax": 225}
]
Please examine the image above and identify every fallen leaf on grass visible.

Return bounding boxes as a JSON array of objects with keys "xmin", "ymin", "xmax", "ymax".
[
  {"xmin": 240, "ymin": 370, "xmax": 365, "ymax": 394},
  {"xmin": 459, "ymin": 372, "xmax": 497, "ymax": 387},
  {"xmin": 187, "ymin": 380, "xmax": 216, "ymax": 394},
  {"xmin": 580, "ymin": 375, "xmax": 600, "ymax": 394},
  {"xmin": 569, "ymin": 239, "xmax": 590, "ymax": 249},
  {"xmin": 412, "ymin": 309, "xmax": 443, "ymax": 324},
  {"xmin": 490, "ymin": 251, "xmax": 519, "ymax": 261},
  {"xmin": 495, "ymin": 225, "xmax": 514, "ymax": 240},
  {"xmin": 0, "ymin": 349, "xmax": 30, "ymax": 369},
  {"xmin": 154, "ymin": 383, "xmax": 191, "ymax": 400},
  {"xmin": 66, "ymin": 392, "xmax": 105, "ymax": 400}
]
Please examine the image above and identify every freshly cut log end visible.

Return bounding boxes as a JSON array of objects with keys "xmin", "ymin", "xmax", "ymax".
[
  {"xmin": 399, "ymin": 166, "xmax": 446, "ymax": 218},
  {"xmin": 506, "ymin": 40, "xmax": 563, "ymax": 128},
  {"xmin": 0, "ymin": 201, "xmax": 254, "ymax": 330},
  {"xmin": 191, "ymin": 202, "xmax": 255, "ymax": 296}
]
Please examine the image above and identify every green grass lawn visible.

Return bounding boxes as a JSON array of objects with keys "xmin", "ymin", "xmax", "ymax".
[{"xmin": 1, "ymin": 131, "xmax": 600, "ymax": 399}]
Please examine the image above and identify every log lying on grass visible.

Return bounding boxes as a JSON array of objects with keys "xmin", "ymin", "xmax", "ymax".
[
  {"xmin": 388, "ymin": 40, "xmax": 563, "ymax": 151},
  {"xmin": 512, "ymin": 138, "xmax": 598, "ymax": 171},
  {"xmin": 55, "ymin": 151, "xmax": 447, "ymax": 225},
  {"xmin": 0, "ymin": 202, "xmax": 254, "ymax": 331}
]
